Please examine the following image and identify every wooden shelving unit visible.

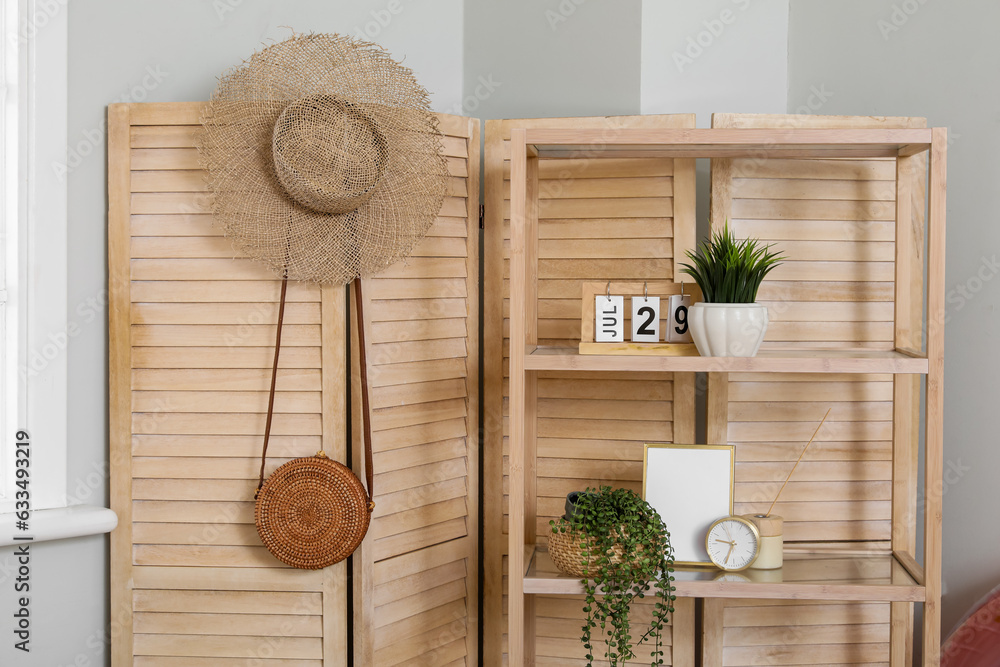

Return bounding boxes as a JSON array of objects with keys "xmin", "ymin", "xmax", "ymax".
[{"xmin": 506, "ymin": 127, "xmax": 946, "ymax": 665}]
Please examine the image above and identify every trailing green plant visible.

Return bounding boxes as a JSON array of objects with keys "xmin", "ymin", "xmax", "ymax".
[
  {"xmin": 551, "ymin": 486, "xmax": 676, "ymax": 666},
  {"xmin": 679, "ymin": 223, "xmax": 784, "ymax": 303}
]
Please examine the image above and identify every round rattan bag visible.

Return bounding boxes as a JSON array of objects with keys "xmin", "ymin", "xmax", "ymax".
[
  {"xmin": 251, "ymin": 278, "xmax": 377, "ymax": 570},
  {"xmin": 254, "ymin": 451, "xmax": 372, "ymax": 569}
]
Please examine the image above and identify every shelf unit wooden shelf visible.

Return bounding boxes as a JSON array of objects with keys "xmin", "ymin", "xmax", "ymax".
[
  {"xmin": 506, "ymin": 126, "xmax": 946, "ymax": 666},
  {"xmin": 524, "ymin": 547, "xmax": 925, "ymax": 603},
  {"xmin": 525, "ymin": 346, "xmax": 929, "ymax": 374}
]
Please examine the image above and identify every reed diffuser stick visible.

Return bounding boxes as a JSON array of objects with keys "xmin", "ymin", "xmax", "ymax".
[{"xmin": 765, "ymin": 408, "xmax": 832, "ymax": 517}]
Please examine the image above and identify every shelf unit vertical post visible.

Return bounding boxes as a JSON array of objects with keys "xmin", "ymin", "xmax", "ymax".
[
  {"xmin": 922, "ymin": 127, "xmax": 947, "ymax": 666},
  {"xmin": 891, "ymin": 150, "xmax": 923, "ymax": 667},
  {"xmin": 508, "ymin": 129, "xmax": 539, "ymax": 666},
  {"xmin": 707, "ymin": 373, "xmax": 729, "ymax": 446},
  {"xmin": 524, "ymin": 145, "xmax": 540, "ymax": 664},
  {"xmin": 701, "ymin": 598, "xmax": 725, "ymax": 667}
]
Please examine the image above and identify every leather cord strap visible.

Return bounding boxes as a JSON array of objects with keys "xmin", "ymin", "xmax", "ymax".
[
  {"xmin": 256, "ymin": 277, "xmax": 374, "ymax": 507},
  {"xmin": 256, "ymin": 276, "xmax": 289, "ymax": 496},
  {"xmin": 353, "ymin": 278, "xmax": 375, "ymax": 503}
]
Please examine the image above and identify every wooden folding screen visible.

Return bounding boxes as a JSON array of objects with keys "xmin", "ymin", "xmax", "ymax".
[
  {"xmin": 704, "ymin": 113, "xmax": 926, "ymax": 666},
  {"xmin": 109, "ymin": 103, "xmax": 479, "ymax": 666},
  {"xmin": 482, "ymin": 114, "xmax": 699, "ymax": 666}
]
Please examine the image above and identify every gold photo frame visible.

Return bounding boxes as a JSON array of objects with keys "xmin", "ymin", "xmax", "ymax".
[{"xmin": 642, "ymin": 443, "xmax": 735, "ymax": 567}]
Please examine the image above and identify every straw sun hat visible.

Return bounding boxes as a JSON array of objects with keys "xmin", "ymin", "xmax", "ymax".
[
  {"xmin": 199, "ymin": 32, "xmax": 449, "ymax": 285},
  {"xmin": 198, "ymin": 33, "xmax": 448, "ymax": 570}
]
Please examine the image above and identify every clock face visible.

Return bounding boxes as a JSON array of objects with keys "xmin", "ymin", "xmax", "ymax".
[{"xmin": 706, "ymin": 516, "xmax": 760, "ymax": 571}]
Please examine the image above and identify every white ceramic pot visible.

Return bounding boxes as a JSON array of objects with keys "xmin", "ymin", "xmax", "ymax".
[{"xmin": 688, "ymin": 303, "xmax": 769, "ymax": 357}]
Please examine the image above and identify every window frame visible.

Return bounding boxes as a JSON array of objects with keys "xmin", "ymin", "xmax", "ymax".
[{"xmin": 1, "ymin": 0, "xmax": 69, "ymax": 515}]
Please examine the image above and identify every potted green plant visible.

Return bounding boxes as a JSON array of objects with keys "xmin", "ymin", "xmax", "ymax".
[
  {"xmin": 550, "ymin": 486, "xmax": 676, "ymax": 666},
  {"xmin": 679, "ymin": 223, "xmax": 784, "ymax": 357}
]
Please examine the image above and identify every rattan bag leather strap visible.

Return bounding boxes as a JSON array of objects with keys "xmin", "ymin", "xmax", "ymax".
[
  {"xmin": 256, "ymin": 275, "xmax": 289, "ymax": 495},
  {"xmin": 352, "ymin": 278, "xmax": 375, "ymax": 501},
  {"xmin": 255, "ymin": 277, "xmax": 374, "ymax": 503}
]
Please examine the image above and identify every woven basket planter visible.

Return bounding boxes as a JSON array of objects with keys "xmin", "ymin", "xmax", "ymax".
[{"xmin": 549, "ymin": 523, "xmax": 643, "ymax": 578}]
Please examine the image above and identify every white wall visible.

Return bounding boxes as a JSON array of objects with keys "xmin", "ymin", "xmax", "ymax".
[
  {"xmin": 788, "ymin": 0, "xmax": 1000, "ymax": 639},
  {"xmin": 463, "ymin": 0, "xmax": 642, "ymax": 120},
  {"xmin": 0, "ymin": 2, "xmax": 462, "ymax": 665},
  {"xmin": 640, "ymin": 0, "xmax": 788, "ymax": 124}
]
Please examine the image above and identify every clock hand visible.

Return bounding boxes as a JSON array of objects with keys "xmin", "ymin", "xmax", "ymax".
[
  {"xmin": 725, "ymin": 542, "xmax": 734, "ymax": 565},
  {"xmin": 715, "ymin": 539, "xmax": 735, "ymax": 545}
]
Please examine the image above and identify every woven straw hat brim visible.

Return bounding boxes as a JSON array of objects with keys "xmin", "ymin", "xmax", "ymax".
[{"xmin": 200, "ymin": 34, "xmax": 449, "ymax": 285}]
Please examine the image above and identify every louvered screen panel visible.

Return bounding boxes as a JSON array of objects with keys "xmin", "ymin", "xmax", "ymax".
[
  {"xmin": 358, "ymin": 114, "xmax": 479, "ymax": 666},
  {"xmin": 113, "ymin": 101, "xmax": 334, "ymax": 666},
  {"xmin": 727, "ymin": 371, "xmax": 894, "ymax": 542},
  {"xmin": 706, "ymin": 113, "xmax": 927, "ymax": 667},
  {"xmin": 483, "ymin": 114, "xmax": 698, "ymax": 666},
  {"xmin": 110, "ymin": 103, "xmax": 479, "ymax": 667},
  {"xmin": 713, "ymin": 599, "xmax": 891, "ymax": 667}
]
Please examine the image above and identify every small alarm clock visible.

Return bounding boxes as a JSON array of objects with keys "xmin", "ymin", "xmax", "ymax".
[{"xmin": 706, "ymin": 516, "xmax": 761, "ymax": 572}]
